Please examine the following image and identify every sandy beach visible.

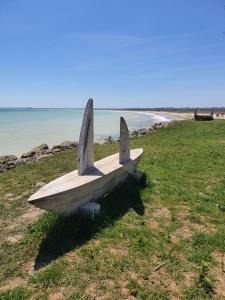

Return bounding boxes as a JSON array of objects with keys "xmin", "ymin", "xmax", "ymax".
[
  {"xmin": 137, "ymin": 111, "xmax": 193, "ymax": 120},
  {"xmin": 138, "ymin": 111, "xmax": 225, "ymax": 120}
]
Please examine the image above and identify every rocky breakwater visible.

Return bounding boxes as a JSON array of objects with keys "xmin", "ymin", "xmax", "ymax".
[
  {"xmin": 96, "ymin": 122, "xmax": 170, "ymax": 144},
  {"xmin": 0, "ymin": 141, "xmax": 78, "ymax": 173},
  {"xmin": 129, "ymin": 121, "xmax": 170, "ymax": 137},
  {"xmin": 0, "ymin": 121, "xmax": 171, "ymax": 173}
]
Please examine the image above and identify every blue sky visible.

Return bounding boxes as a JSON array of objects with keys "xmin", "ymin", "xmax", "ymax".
[{"xmin": 0, "ymin": 0, "xmax": 224, "ymax": 108}]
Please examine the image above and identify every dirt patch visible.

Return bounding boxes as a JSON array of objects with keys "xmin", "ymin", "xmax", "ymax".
[
  {"xmin": 176, "ymin": 206, "xmax": 216, "ymax": 236},
  {"xmin": 48, "ymin": 291, "xmax": 65, "ymax": 300},
  {"xmin": 212, "ymin": 250, "xmax": 225, "ymax": 262},
  {"xmin": 128, "ymin": 271, "xmax": 139, "ymax": 281},
  {"xmin": 23, "ymin": 260, "xmax": 35, "ymax": 276},
  {"xmin": 148, "ymin": 268, "xmax": 182, "ymax": 299},
  {"xmin": 35, "ymin": 181, "xmax": 46, "ymax": 187},
  {"xmin": 64, "ymin": 251, "xmax": 82, "ymax": 263},
  {"xmin": 207, "ymin": 251, "xmax": 225, "ymax": 297},
  {"xmin": 85, "ymin": 282, "xmax": 97, "ymax": 298},
  {"xmin": 120, "ymin": 279, "xmax": 129, "ymax": 288},
  {"xmin": 127, "ymin": 271, "xmax": 143, "ymax": 286},
  {"xmin": 152, "ymin": 208, "xmax": 171, "ymax": 219},
  {"xmin": 210, "ymin": 259, "xmax": 225, "ymax": 298},
  {"xmin": 20, "ymin": 206, "xmax": 44, "ymax": 222},
  {"xmin": 147, "ymin": 220, "xmax": 160, "ymax": 230},
  {"xmin": 101, "ymin": 279, "xmax": 115, "ymax": 288},
  {"xmin": 183, "ymin": 271, "xmax": 195, "ymax": 287},
  {"xmin": 190, "ymin": 222, "xmax": 216, "ymax": 234},
  {"xmin": 117, "ymin": 278, "xmax": 131, "ymax": 298},
  {"xmin": 5, "ymin": 233, "xmax": 24, "ymax": 244},
  {"xmin": 176, "ymin": 206, "xmax": 190, "ymax": 219},
  {"xmin": 211, "ymin": 251, "xmax": 225, "ymax": 272},
  {"xmin": 92, "ymin": 239, "xmax": 101, "ymax": 246},
  {"xmin": 213, "ymin": 273, "xmax": 225, "ymax": 297},
  {"xmin": 108, "ymin": 246, "xmax": 128, "ymax": 257},
  {"xmin": 170, "ymin": 226, "xmax": 192, "ymax": 244},
  {"xmin": 7, "ymin": 206, "xmax": 44, "ymax": 230},
  {"xmin": 95, "ymin": 293, "xmax": 113, "ymax": 300},
  {"xmin": 5, "ymin": 191, "xmax": 32, "ymax": 202},
  {"xmin": 0, "ymin": 277, "xmax": 26, "ymax": 292},
  {"xmin": 121, "ymin": 287, "xmax": 130, "ymax": 297},
  {"xmin": 127, "ymin": 296, "xmax": 138, "ymax": 300},
  {"xmin": 5, "ymin": 193, "xmax": 15, "ymax": 199},
  {"xmin": 200, "ymin": 215, "xmax": 213, "ymax": 223}
]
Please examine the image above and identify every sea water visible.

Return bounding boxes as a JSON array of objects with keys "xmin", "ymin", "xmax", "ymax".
[{"xmin": 0, "ymin": 108, "xmax": 170, "ymax": 156}]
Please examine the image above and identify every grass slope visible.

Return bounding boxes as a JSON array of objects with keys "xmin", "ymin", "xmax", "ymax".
[{"xmin": 0, "ymin": 120, "xmax": 225, "ymax": 299}]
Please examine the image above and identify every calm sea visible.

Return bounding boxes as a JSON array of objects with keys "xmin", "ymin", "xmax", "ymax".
[{"xmin": 0, "ymin": 108, "xmax": 170, "ymax": 156}]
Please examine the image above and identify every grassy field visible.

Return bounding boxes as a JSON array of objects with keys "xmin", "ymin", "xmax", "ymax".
[{"xmin": 0, "ymin": 120, "xmax": 225, "ymax": 300}]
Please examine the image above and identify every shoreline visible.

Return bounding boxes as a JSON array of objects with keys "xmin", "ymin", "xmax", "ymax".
[
  {"xmin": 100, "ymin": 108, "xmax": 193, "ymax": 120},
  {"xmin": 0, "ymin": 109, "xmax": 176, "ymax": 157},
  {"xmin": 137, "ymin": 110, "xmax": 193, "ymax": 120},
  {"xmin": 100, "ymin": 109, "xmax": 173, "ymax": 122},
  {"xmin": 0, "ymin": 120, "xmax": 172, "ymax": 173}
]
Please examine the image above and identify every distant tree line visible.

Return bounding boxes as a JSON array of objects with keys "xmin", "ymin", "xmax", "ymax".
[{"xmin": 98, "ymin": 107, "xmax": 225, "ymax": 113}]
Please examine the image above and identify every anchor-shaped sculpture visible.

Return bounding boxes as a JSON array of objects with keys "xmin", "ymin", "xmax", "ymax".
[{"xmin": 28, "ymin": 99, "xmax": 143, "ymax": 216}]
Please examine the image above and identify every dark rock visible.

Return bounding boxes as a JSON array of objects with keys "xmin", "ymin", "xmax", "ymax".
[
  {"xmin": 21, "ymin": 157, "xmax": 35, "ymax": 164},
  {"xmin": 6, "ymin": 161, "xmax": 17, "ymax": 166},
  {"xmin": 42, "ymin": 149, "xmax": 53, "ymax": 155},
  {"xmin": 152, "ymin": 122, "xmax": 164, "ymax": 130},
  {"xmin": 0, "ymin": 155, "xmax": 17, "ymax": 164},
  {"xmin": 52, "ymin": 141, "xmax": 78, "ymax": 151},
  {"xmin": 21, "ymin": 143, "xmax": 49, "ymax": 158},
  {"xmin": 0, "ymin": 164, "xmax": 5, "ymax": 172},
  {"xmin": 21, "ymin": 150, "xmax": 36, "ymax": 158},
  {"xmin": 14, "ymin": 159, "xmax": 25, "ymax": 166},
  {"xmin": 33, "ymin": 143, "xmax": 49, "ymax": 153},
  {"xmin": 5, "ymin": 164, "xmax": 16, "ymax": 170},
  {"xmin": 60, "ymin": 141, "xmax": 78, "ymax": 149},
  {"xmin": 138, "ymin": 128, "xmax": 148, "ymax": 135},
  {"xmin": 52, "ymin": 144, "xmax": 61, "ymax": 150},
  {"xmin": 51, "ymin": 148, "xmax": 62, "ymax": 154}
]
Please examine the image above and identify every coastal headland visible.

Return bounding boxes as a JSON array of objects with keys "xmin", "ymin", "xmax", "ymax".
[{"xmin": 0, "ymin": 119, "xmax": 225, "ymax": 298}]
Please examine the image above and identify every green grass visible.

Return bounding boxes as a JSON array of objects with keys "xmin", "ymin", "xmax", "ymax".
[
  {"xmin": 0, "ymin": 120, "xmax": 225, "ymax": 299},
  {"xmin": 0, "ymin": 287, "xmax": 28, "ymax": 300}
]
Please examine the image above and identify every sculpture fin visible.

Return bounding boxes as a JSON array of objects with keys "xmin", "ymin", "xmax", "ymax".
[
  {"xmin": 78, "ymin": 99, "xmax": 94, "ymax": 175},
  {"xmin": 119, "ymin": 117, "xmax": 130, "ymax": 164}
]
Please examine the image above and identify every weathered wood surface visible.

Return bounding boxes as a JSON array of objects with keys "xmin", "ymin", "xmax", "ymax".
[
  {"xmin": 78, "ymin": 98, "xmax": 94, "ymax": 175},
  {"xmin": 28, "ymin": 148, "xmax": 143, "ymax": 216},
  {"xmin": 119, "ymin": 117, "xmax": 130, "ymax": 164}
]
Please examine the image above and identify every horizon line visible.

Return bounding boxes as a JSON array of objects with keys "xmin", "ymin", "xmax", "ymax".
[{"xmin": 1, "ymin": 106, "xmax": 225, "ymax": 110}]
